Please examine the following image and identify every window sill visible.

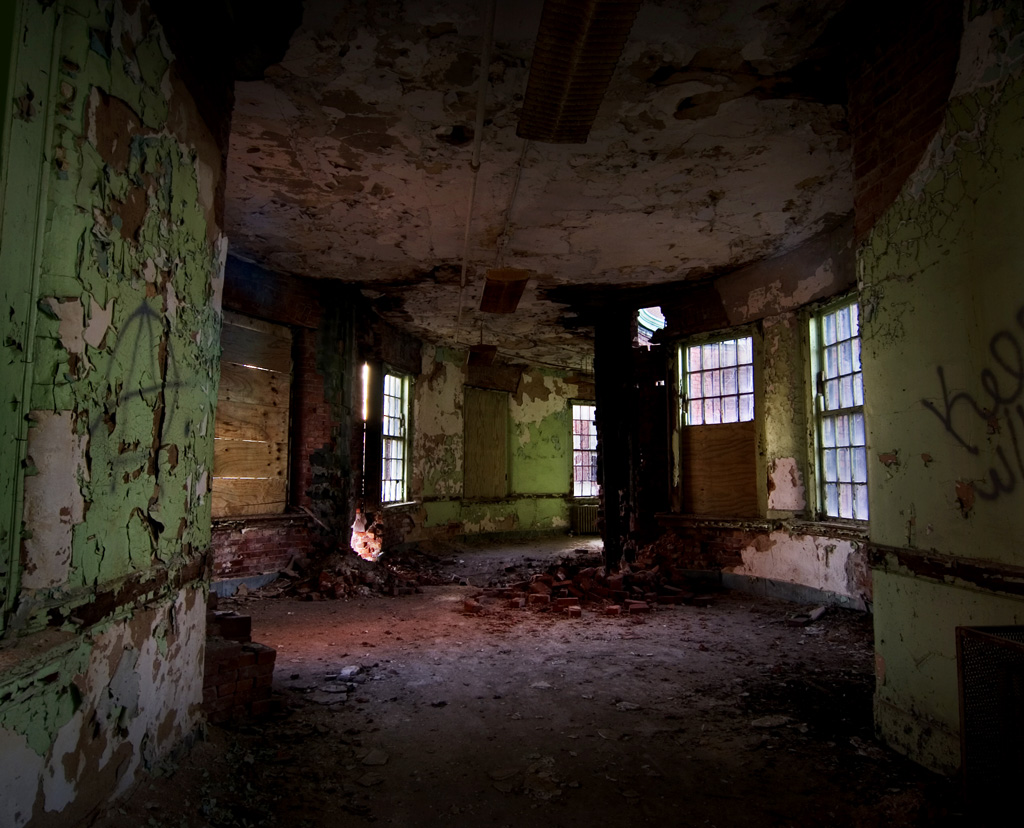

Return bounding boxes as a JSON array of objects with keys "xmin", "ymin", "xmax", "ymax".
[
  {"xmin": 655, "ymin": 513, "xmax": 869, "ymax": 542},
  {"xmin": 787, "ymin": 519, "xmax": 869, "ymax": 542},
  {"xmin": 212, "ymin": 511, "xmax": 314, "ymax": 528},
  {"xmin": 383, "ymin": 501, "xmax": 419, "ymax": 510}
]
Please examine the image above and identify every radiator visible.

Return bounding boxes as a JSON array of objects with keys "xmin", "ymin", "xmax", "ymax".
[{"xmin": 571, "ymin": 503, "xmax": 599, "ymax": 535}]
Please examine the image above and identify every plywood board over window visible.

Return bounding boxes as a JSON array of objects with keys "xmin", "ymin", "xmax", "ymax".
[
  {"xmin": 212, "ymin": 311, "xmax": 292, "ymax": 518},
  {"xmin": 679, "ymin": 421, "xmax": 759, "ymax": 516},
  {"xmin": 464, "ymin": 387, "xmax": 508, "ymax": 499}
]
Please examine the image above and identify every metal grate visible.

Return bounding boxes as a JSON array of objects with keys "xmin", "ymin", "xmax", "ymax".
[
  {"xmin": 957, "ymin": 626, "xmax": 1024, "ymax": 814},
  {"xmin": 571, "ymin": 503, "xmax": 599, "ymax": 535}
]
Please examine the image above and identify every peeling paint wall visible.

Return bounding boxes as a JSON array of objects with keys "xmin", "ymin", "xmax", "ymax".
[
  {"xmin": 410, "ymin": 346, "xmax": 583, "ymax": 537},
  {"xmin": 763, "ymin": 314, "xmax": 809, "ymax": 515},
  {"xmin": 859, "ymin": 5, "xmax": 1024, "ymax": 773},
  {"xmin": 731, "ymin": 530, "xmax": 868, "ymax": 608},
  {"xmin": 1, "ymin": 0, "xmax": 224, "ymax": 822},
  {"xmin": 659, "ymin": 234, "xmax": 867, "ymax": 605}
]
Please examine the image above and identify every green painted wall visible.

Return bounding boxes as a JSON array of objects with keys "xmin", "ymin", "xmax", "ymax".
[
  {"xmin": 412, "ymin": 347, "xmax": 582, "ymax": 536},
  {"xmin": 0, "ymin": 0, "xmax": 223, "ymax": 823},
  {"xmin": 510, "ymin": 370, "xmax": 573, "ymax": 496},
  {"xmin": 859, "ymin": 8, "xmax": 1024, "ymax": 772},
  {"xmin": 0, "ymin": 0, "xmax": 57, "ymax": 634}
]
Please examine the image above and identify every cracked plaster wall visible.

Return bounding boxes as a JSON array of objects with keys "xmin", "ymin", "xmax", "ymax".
[
  {"xmin": 730, "ymin": 530, "xmax": 868, "ymax": 609},
  {"xmin": 662, "ymin": 262, "xmax": 872, "ymax": 603},
  {"xmin": 411, "ymin": 345, "xmax": 584, "ymax": 537},
  {"xmin": 1, "ymin": 0, "xmax": 224, "ymax": 822},
  {"xmin": 858, "ymin": 4, "xmax": 1024, "ymax": 773}
]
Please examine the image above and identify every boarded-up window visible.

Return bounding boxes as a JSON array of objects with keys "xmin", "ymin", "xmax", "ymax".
[
  {"xmin": 677, "ymin": 333, "xmax": 759, "ymax": 516},
  {"xmin": 212, "ymin": 311, "xmax": 292, "ymax": 518},
  {"xmin": 678, "ymin": 421, "xmax": 758, "ymax": 516},
  {"xmin": 464, "ymin": 387, "xmax": 507, "ymax": 498}
]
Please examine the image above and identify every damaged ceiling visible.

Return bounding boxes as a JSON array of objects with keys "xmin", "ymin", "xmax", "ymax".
[{"xmin": 225, "ymin": 0, "xmax": 853, "ymax": 369}]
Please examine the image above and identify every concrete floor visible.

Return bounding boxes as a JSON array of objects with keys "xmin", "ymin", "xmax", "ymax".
[{"xmin": 82, "ymin": 538, "xmax": 965, "ymax": 827}]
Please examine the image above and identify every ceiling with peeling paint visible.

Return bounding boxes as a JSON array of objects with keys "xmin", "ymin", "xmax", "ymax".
[{"xmin": 224, "ymin": 0, "xmax": 853, "ymax": 370}]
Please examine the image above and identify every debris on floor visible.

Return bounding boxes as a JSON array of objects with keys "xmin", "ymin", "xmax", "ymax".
[{"xmin": 461, "ymin": 553, "xmax": 718, "ymax": 617}]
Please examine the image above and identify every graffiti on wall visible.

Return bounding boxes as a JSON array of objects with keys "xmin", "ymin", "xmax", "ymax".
[
  {"xmin": 922, "ymin": 306, "xmax": 1024, "ymax": 500},
  {"xmin": 88, "ymin": 301, "xmax": 184, "ymax": 491}
]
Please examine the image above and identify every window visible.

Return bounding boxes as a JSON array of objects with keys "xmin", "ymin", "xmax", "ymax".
[
  {"xmin": 637, "ymin": 306, "xmax": 666, "ymax": 347},
  {"xmin": 572, "ymin": 403, "xmax": 598, "ymax": 497},
  {"xmin": 812, "ymin": 300, "xmax": 868, "ymax": 520},
  {"xmin": 681, "ymin": 336, "xmax": 754, "ymax": 425},
  {"xmin": 382, "ymin": 372, "xmax": 410, "ymax": 503},
  {"xmin": 212, "ymin": 312, "xmax": 292, "ymax": 518}
]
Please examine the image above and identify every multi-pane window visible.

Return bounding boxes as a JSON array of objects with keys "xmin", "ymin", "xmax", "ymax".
[
  {"xmin": 682, "ymin": 336, "xmax": 754, "ymax": 425},
  {"xmin": 814, "ymin": 301, "xmax": 868, "ymax": 520},
  {"xmin": 382, "ymin": 372, "xmax": 409, "ymax": 503},
  {"xmin": 572, "ymin": 403, "xmax": 598, "ymax": 497}
]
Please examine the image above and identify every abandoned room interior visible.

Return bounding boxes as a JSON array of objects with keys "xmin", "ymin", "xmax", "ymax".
[{"xmin": 2, "ymin": 0, "xmax": 1023, "ymax": 824}]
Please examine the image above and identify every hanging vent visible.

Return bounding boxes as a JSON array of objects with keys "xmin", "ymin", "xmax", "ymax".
[{"xmin": 517, "ymin": 0, "xmax": 642, "ymax": 144}]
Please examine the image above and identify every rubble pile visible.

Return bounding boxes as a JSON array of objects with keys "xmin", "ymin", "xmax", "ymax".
[
  {"xmin": 464, "ymin": 554, "xmax": 720, "ymax": 617},
  {"xmin": 251, "ymin": 546, "xmax": 451, "ymax": 601}
]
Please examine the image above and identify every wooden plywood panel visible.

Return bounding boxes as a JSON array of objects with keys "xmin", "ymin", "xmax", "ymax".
[
  {"xmin": 221, "ymin": 317, "xmax": 292, "ymax": 373},
  {"xmin": 214, "ymin": 399, "xmax": 289, "ymax": 443},
  {"xmin": 213, "ymin": 313, "xmax": 292, "ymax": 518},
  {"xmin": 219, "ymin": 361, "xmax": 290, "ymax": 408},
  {"xmin": 210, "ymin": 478, "xmax": 287, "ymax": 517},
  {"xmin": 213, "ymin": 440, "xmax": 287, "ymax": 478},
  {"xmin": 679, "ymin": 421, "xmax": 758, "ymax": 516},
  {"xmin": 465, "ymin": 387, "xmax": 508, "ymax": 498}
]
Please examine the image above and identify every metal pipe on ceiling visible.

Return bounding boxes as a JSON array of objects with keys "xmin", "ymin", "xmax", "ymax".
[{"xmin": 455, "ymin": 0, "xmax": 498, "ymax": 342}]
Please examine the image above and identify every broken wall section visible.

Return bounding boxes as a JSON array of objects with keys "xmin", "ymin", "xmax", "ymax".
[
  {"xmin": 1, "ymin": 0, "xmax": 227, "ymax": 824},
  {"xmin": 859, "ymin": 5, "xmax": 1024, "ymax": 774}
]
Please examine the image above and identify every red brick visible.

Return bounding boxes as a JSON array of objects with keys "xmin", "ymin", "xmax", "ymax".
[{"xmin": 217, "ymin": 682, "xmax": 236, "ymax": 697}]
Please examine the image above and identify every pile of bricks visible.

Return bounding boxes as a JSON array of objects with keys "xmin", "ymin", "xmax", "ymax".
[
  {"xmin": 466, "ymin": 558, "xmax": 716, "ymax": 618},
  {"xmin": 203, "ymin": 609, "xmax": 277, "ymax": 723}
]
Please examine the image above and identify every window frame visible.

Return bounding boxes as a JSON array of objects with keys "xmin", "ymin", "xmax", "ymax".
[
  {"xmin": 571, "ymin": 401, "xmax": 598, "ymax": 499},
  {"xmin": 808, "ymin": 296, "xmax": 869, "ymax": 522},
  {"xmin": 381, "ymin": 369, "xmax": 411, "ymax": 504},
  {"xmin": 679, "ymin": 330, "xmax": 756, "ymax": 428}
]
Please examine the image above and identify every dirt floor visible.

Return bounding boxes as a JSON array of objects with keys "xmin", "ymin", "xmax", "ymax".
[{"xmin": 81, "ymin": 537, "xmax": 966, "ymax": 828}]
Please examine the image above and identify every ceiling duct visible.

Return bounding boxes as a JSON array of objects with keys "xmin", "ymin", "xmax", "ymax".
[
  {"xmin": 517, "ymin": 0, "xmax": 643, "ymax": 144},
  {"xmin": 480, "ymin": 267, "xmax": 531, "ymax": 313}
]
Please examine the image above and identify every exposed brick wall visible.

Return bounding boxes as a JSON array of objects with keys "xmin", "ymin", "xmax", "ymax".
[
  {"xmin": 211, "ymin": 518, "xmax": 315, "ymax": 579},
  {"xmin": 848, "ymin": 0, "xmax": 962, "ymax": 241},
  {"xmin": 647, "ymin": 524, "xmax": 750, "ymax": 570},
  {"xmin": 203, "ymin": 637, "xmax": 277, "ymax": 723},
  {"xmin": 293, "ymin": 326, "xmax": 338, "ymax": 512}
]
